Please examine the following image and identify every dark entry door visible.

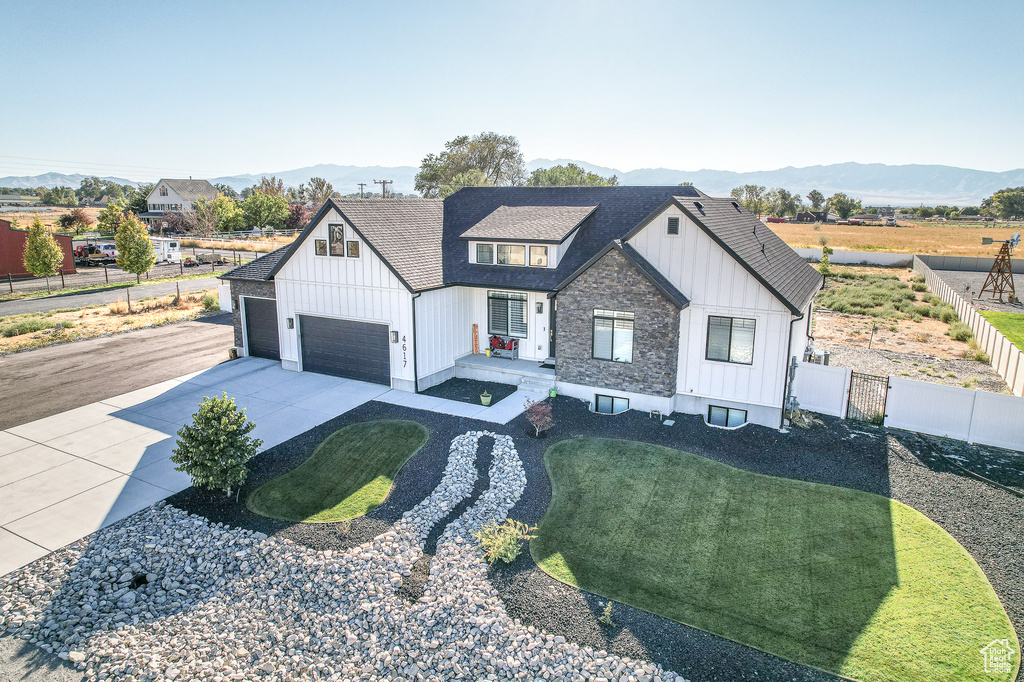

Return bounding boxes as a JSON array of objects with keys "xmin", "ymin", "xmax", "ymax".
[
  {"xmin": 243, "ymin": 297, "xmax": 280, "ymax": 360},
  {"xmin": 299, "ymin": 315, "xmax": 391, "ymax": 385}
]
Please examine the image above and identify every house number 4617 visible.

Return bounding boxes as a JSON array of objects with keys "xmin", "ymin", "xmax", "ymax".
[{"xmin": 402, "ymin": 335, "xmax": 407, "ymax": 368}]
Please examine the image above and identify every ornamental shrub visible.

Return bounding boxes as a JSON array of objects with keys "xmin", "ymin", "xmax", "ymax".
[
  {"xmin": 171, "ymin": 393, "xmax": 262, "ymax": 497},
  {"xmin": 473, "ymin": 519, "xmax": 537, "ymax": 565}
]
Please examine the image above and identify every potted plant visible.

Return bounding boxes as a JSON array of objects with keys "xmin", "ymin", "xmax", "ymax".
[
  {"xmin": 548, "ymin": 388, "xmax": 557, "ymax": 398},
  {"xmin": 525, "ymin": 398, "xmax": 554, "ymax": 438},
  {"xmin": 480, "ymin": 391, "xmax": 492, "ymax": 406}
]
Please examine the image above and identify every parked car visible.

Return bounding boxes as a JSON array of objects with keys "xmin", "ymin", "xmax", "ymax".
[{"xmin": 885, "ymin": 217, "xmax": 897, "ymax": 227}]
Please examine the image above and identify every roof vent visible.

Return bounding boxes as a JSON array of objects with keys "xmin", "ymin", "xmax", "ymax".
[
  {"xmin": 693, "ymin": 201, "xmax": 704, "ymax": 213},
  {"xmin": 731, "ymin": 201, "xmax": 741, "ymax": 212}
]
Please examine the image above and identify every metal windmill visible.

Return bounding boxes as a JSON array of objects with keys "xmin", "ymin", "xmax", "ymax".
[{"xmin": 980, "ymin": 232, "xmax": 1020, "ymax": 302}]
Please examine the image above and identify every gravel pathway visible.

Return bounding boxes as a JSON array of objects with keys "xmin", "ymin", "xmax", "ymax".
[
  {"xmin": 827, "ymin": 343, "xmax": 1009, "ymax": 393},
  {"xmin": 0, "ymin": 422, "xmax": 684, "ymax": 682},
  {"xmin": 933, "ymin": 270, "xmax": 1024, "ymax": 314}
]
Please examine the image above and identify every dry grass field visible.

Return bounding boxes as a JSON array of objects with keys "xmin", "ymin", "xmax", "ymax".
[
  {"xmin": 768, "ymin": 220, "xmax": 1023, "ymax": 256},
  {"xmin": 0, "ymin": 207, "xmax": 104, "ymax": 233}
]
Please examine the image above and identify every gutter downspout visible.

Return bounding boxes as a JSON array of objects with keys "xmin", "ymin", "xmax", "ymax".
[
  {"xmin": 411, "ymin": 292, "xmax": 421, "ymax": 393},
  {"xmin": 779, "ymin": 312, "xmax": 803, "ymax": 431}
]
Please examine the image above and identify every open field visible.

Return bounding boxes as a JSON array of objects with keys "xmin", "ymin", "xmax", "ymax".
[
  {"xmin": 180, "ymin": 235, "xmax": 297, "ymax": 253},
  {"xmin": 769, "ymin": 219, "xmax": 1023, "ymax": 256},
  {"xmin": 0, "ymin": 288, "xmax": 219, "ymax": 352},
  {"xmin": 0, "ymin": 206, "xmax": 103, "ymax": 233}
]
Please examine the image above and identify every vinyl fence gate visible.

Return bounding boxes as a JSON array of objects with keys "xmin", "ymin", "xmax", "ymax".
[{"xmin": 846, "ymin": 371, "xmax": 888, "ymax": 424}]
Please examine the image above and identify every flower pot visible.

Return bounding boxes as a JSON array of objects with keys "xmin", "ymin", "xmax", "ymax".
[
  {"xmin": 548, "ymin": 388, "xmax": 557, "ymax": 398},
  {"xmin": 480, "ymin": 393, "xmax": 492, "ymax": 406}
]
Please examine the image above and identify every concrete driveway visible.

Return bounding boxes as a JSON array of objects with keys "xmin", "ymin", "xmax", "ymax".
[{"xmin": 0, "ymin": 358, "xmax": 390, "ymax": 575}]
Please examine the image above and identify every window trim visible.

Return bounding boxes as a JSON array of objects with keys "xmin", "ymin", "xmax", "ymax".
[
  {"xmin": 529, "ymin": 245, "xmax": 548, "ymax": 267},
  {"xmin": 496, "ymin": 243, "xmax": 526, "ymax": 266},
  {"xmin": 705, "ymin": 315, "xmax": 756, "ymax": 365},
  {"xmin": 328, "ymin": 223, "xmax": 346, "ymax": 257},
  {"xmin": 667, "ymin": 216, "xmax": 680, "ymax": 235},
  {"xmin": 487, "ymin": 291, "xmax": 528, "ymax": 338},
  {"xmin": 591, "ymin": 309, "xmax": 635, "ymax": 363},
  {"xmin": 594, "ymin": 394, "xmax": 629, "ymax": 415},
  {"xmin": 476, "ymin": 243, "xmax": 494, "ymax": 264},
  {"xmin": 707, "ymin": 405, "xmax": 748, "ymax": 429}
]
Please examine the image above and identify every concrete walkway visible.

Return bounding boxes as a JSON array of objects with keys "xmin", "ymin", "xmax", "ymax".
[
  {"xmin": 0, "ymin": 358, "xmax": 386, "ymax": 576},
  {"xmin": 0, "ymin": 359, "xmax": 535, "ymax": 577}
]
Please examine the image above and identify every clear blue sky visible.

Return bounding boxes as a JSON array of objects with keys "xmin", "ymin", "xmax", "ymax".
[{"xmin": 2, "ymin": 0, "xmax": 1022, "ymax": 181}]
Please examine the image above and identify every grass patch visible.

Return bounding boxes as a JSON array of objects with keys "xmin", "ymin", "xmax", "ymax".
[
  {"xmin": 246, "ymin": 420, "xmax": 428, "ymax": 523},
  {"xmin": 532, "ymin": 438, "xmax": 1018, "ymax": 682},
  {"xmin": 980, "ymin": 311, "xmax": 1024, "ymax": 349}
]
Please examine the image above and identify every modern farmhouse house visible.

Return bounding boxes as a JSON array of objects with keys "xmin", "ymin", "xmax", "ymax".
[{"xmin": 221, "ymin": 186, "xmax": 822, "ymax": 428}]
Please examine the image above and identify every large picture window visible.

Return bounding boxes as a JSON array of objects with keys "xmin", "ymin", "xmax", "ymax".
[
  {"xmin": 328, "ymin": 224, "xmax": 346, "ymax": 256},
  {"xmin": 488, "ymin": 291, "xmax": 528, "ymax": 338},
  {"xmin": 592, "ymin": 309, "xmax": 634, "ymax": 363},
  {"xmin": 497, "ymin": 244, "xmax": 526, "ymax": 266},
  {"xmin": 706, "ymin": 316, "xmax": 755, "ymax": 364}
]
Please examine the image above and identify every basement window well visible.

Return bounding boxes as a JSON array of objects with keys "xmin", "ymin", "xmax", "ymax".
[{"xmin": 595, "ymin": 394, "xmax": 629, "ymax": 415}]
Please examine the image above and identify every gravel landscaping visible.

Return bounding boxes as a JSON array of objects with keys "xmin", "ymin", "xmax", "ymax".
[
  {"xmin": 421, "ymin": 377, "xmax": 518, "ymax": 405},
  {"xmin": 2, "ymin": 398, "xmax": 1021, "ymax": 682},
  {"xmin": 828, "ymin": 343, "xmax": 1009, "ymax": 393},
  {"xmin": 0, "ymin": 419, "xmax": 685, "ymax": 682},
  {"xmin": 933, "ymin": 270, "xmax": 1024, "ymax": 314}
]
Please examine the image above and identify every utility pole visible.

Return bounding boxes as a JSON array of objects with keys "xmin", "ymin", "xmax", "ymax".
[
  {"xmin": 357, "ymin": 183, "xmax": 366, "ymax": 199},
  {"xmin": 373, "ymin": 179, "xmax": 392, "ymax": 199}
]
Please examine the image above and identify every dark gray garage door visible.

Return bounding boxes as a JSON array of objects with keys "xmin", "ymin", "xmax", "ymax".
[
  {"xmin": 243, "ymin": 297, "xmax": 280, "ymax": 360},
  {"xmin": 299, "ymin": 315, "xmax": 391, "ymax": 385}
]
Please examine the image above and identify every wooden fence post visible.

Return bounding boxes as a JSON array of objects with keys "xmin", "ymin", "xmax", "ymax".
[
  {"xmin": 8, "ymin": 273, "xmax": 12, "ymax": 293},
  {"xmin": 60, "ymin": 271, "xmax": 65, "ymax": 288},
  {"xmin": 104, "ymin": 266, "xmax": 109, "ymax": 284}
]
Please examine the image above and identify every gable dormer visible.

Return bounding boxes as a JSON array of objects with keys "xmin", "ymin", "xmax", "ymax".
[{"xmin": 459, "ymin": 204, "xmax": 596, "ymax": 270}]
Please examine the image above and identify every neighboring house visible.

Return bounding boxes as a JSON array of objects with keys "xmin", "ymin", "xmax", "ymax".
[
  {"xmin": 139, "ymin": 179, "xmax": 218, "ymax": 229},
  {"xmin": 796, "ymin": 210, "xmax": 839, "ymax": 223},
  {"xmin": 220, "ymin": 187, "xmax": 822, "ymax": 429},
  {"xmin": 79, "ymin": 195, "xmax": 110, "ymax": 208},
  {"xmin": 0, "ymin": 219, "xmax": 76, "ymax": 278},
  {"xmin": 0, "ymin": 195, "xmax": 30, "ymax": 207}
]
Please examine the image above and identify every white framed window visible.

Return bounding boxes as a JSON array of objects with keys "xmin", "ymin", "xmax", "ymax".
[
  {"xmin": 595, "ymin": 395, "xmax": 629, "ymax": 414},
  {"xmin": 708, "ymin": 405, "xmax": 747, "ymax": 427},
  {"xmin": 592, "ymin": 309, "xmax": 634, "ymax": 363},
  {"xmin": 488, "ymin": 291, "xmax": 528, "ymax": 338},
  {"xmin": 530, "ymin": 245, "xmax": 548, "ymax": 267},
  {"xmin": 706, "ymin": 316, "xmax": 755, "ymax": 365},
  {"xmin": 476, "ymin": 243, "xmax": 493, "ymax": 264},
  {"xmin": 497, "ymin": 244, "xmax": 526, "ymax": 266},
  {"xmin": 159, "ymin": 186, "xmax": 168, "ymax": 197}
]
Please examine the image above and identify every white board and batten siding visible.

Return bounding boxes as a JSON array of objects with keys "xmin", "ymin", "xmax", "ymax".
[
  {"xmin": 414, "ymin": 286, "xmax": 475, "ymax": 389},
  {"xmin": 273, "ymin": 208, "xmax": 416, "ymax": 389},
  {"xmin": 628, "ymin": 205, "xmax": 803, "ymax": 427}
]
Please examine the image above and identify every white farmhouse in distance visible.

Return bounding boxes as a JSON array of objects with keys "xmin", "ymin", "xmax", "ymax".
[{"xmin": 140, "ymin": 179, "xmax": 218, "ymax": 231}]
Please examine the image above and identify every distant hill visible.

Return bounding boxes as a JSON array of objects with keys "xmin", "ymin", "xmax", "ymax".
[{"xmin": 4, "ymin": 161, "xmax": 1023, "ymax": 205}]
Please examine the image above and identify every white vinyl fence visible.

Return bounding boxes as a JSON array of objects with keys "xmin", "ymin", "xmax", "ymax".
[
  {"xmin": 794, "ymin": 248, "xmax": 914, "ymax": 267},
  {"xmin": 218, "ymin": 282, "xmax": 232, "ymax": 312},
  {"xmin": 791, "ymin": 362, "xmax": 1024, "ymax": 452},
  {"xmin": 914, "ymin": 256, "xmax": 1024, "ymax": 397}
]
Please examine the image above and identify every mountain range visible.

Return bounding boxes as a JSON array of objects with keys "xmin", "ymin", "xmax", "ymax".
[{"xmin": 3, "ymin": 161, "xmax": 1023, "ymax": 206}]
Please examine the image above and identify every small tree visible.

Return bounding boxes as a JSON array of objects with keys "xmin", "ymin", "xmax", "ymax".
[
  {"xmin": 171, "ymin": 393, "xmax": 262, "ymax": 498},
  {"xmin": 115, "ymin": 212, "xmax": 156, "ymax": 283},
  {"xmin": 56, "ymin": 207, "xmax": 94, "ymax": 234},
  {"xmin": 23, "ymin": 215, "xmax": 65, "ymax": 292},
  {"xmin": 524, "ymin": 398, "xmax": 554, "ymax": 436},
  {"xmin": 97, "ymin": 201, "xmax": 125, "ymax": 235}
]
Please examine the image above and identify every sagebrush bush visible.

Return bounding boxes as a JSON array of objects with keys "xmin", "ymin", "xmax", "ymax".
[
  {"xmin": 912, "ymin": 282, "xmax": 927, "ymax": 292},
  {"xmin": 939, "ymin": 308, "xmax": 958, "ymax": 324},
  {"xmin": 202, "ymin": 293, "xmax": 219, "ymax": 312},
  {"xmin": 946, "ymin": 321, "xmax": 973, "ymax": 342},
  {"xmin": 1, "ymin": 319, "xmax": 55, "ymax": 337},
  {"xmin": 473, "ymin": 519, "xmax": 537, "ymax": 565}
]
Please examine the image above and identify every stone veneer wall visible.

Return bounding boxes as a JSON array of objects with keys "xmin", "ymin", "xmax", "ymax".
[
  {"xmin": 228, "ymin": 279, "xmax": 276, "ymax": 348},
  {"xmin": 555, "ymin": 249, "xmax": 680, "ymax": 397}
]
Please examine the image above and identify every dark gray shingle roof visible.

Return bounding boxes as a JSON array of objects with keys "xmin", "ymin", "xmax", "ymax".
[
  {"xmin": 674, "ymin": 196, "xmax": 822, "ymax": 312},
  {"xmin": 459, "ymin": 205, "xmax": 597, "ymax": 243},
  {"xmin": 330, "ymin": 199, "xmax": 444, "ymax": 290},
  {"xmin": 219, "ymin": 245, "xmax": 290, "ymax": 282}
]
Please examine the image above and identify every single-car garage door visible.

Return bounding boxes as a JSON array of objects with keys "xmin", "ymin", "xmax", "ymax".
[
  {"xmin": 299, "ymin": 315, "xmax": 391, "ymax": 385},
  {"xmin": 243, "ymin": 297, "xmax": 280, "ymax": 360}
]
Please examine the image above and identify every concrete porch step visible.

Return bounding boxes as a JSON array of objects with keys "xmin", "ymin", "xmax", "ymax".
[{"xmin": 519, "ymin": 376, "xmax": 555, "ymax": 394}]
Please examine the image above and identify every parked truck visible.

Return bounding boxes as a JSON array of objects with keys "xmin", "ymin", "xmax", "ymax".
[{"xmin": 73, "ymin": 242, "xmax": 117, "ymax": 266}]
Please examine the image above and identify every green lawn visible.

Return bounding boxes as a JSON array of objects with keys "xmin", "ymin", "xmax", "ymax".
[
  {"xmin": 246, "ymin": 420, "xmax": 428, "ymax": 523},
  {"xmin": 980, "ymin": 311, "xmax": 1024, "ymax": 349},
  {"xmin": 532, "ymin": 438, "xmax": 1018, "ymax": 682}
]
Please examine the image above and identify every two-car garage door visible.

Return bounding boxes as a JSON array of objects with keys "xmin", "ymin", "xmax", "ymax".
[{"xmin": 299, "ymin": 315, "xmax": 391, "ymax": 386}]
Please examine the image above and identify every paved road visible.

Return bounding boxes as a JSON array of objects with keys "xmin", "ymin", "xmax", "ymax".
[
  {"xmin": 0, "ymin": 313, "xmax": 233, "ymax": 430},
  {"xmin": 0, "ymin": 277, "xmax": 220, "ymax": 316}
]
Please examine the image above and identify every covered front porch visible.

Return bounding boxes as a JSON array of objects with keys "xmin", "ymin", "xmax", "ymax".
[{"xmin": 454, "ymin": 352, "xmax": 555, "ymax": 394}]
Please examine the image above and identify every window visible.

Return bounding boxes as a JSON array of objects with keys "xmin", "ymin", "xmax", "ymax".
[
  {"xmin": 488, "ymin": 291, "xmax": 528, "ymax": 338},
  {"xmin": 708, "ymin": 405, "xmax": 747, "ymax": 428},
  {"xmin": 706, "ymin": 316, "xmax": 755, "ymax": 364},
  {"xmin": 497, "ymin": 244, "xmax": 526, "ymax": 265},
  {"xmin": 314, "ymin": 239, "xmax": 327, "ymax": 256},
  {"xmin": 328, "ymin": 224, "xmax": 345, "ymax": 256},
  {"xmin": 595, "ymin": 395, "xmax": 629, "ymax": 414},
  {"xmin": 667, "ymin": 216, "xmax": 680, "ymax": 235},
  {"xmin": 530, "ymin": 245, "xmax": 548, "ymax": 267},
  {"xmin": 592, "ymin": 309, "xmax": 634, "ymax": 363},
  {"xmin": 159, "ymin": 186, "xmax": 168, "ymax": 197},
  {"xmin": 346, "ymin": 240, "xmax": 360, "ymax": 258},
  {"xmin": 476, "ymin": 243, "xmax": 493, "ymax": 264}
]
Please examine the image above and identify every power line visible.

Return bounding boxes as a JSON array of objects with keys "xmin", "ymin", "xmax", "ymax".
[
  {"xmin": 0, "ymin": 154, "xmax": 236, "ymax": 177},
  {"xmin": 357, "ymin": 183, "xmax": 366, "ymax": 199},
  {"xmin": 373, "ymin": 179, "xmax": 392, "ymax": 199}
]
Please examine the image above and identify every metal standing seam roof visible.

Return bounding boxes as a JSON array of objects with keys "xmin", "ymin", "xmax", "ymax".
[
  {"xmin": 670, "ymin": 196, "xmax": 823, "ymax": 313},
  {"xmin": 458, "ymin": 204, "xmax": 597, "ymax": 242}
]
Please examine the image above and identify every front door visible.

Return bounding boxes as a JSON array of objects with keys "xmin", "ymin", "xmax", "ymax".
[{"xmin": 548, "ymin": 296, "xmax": 556, "ymax": 357}]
